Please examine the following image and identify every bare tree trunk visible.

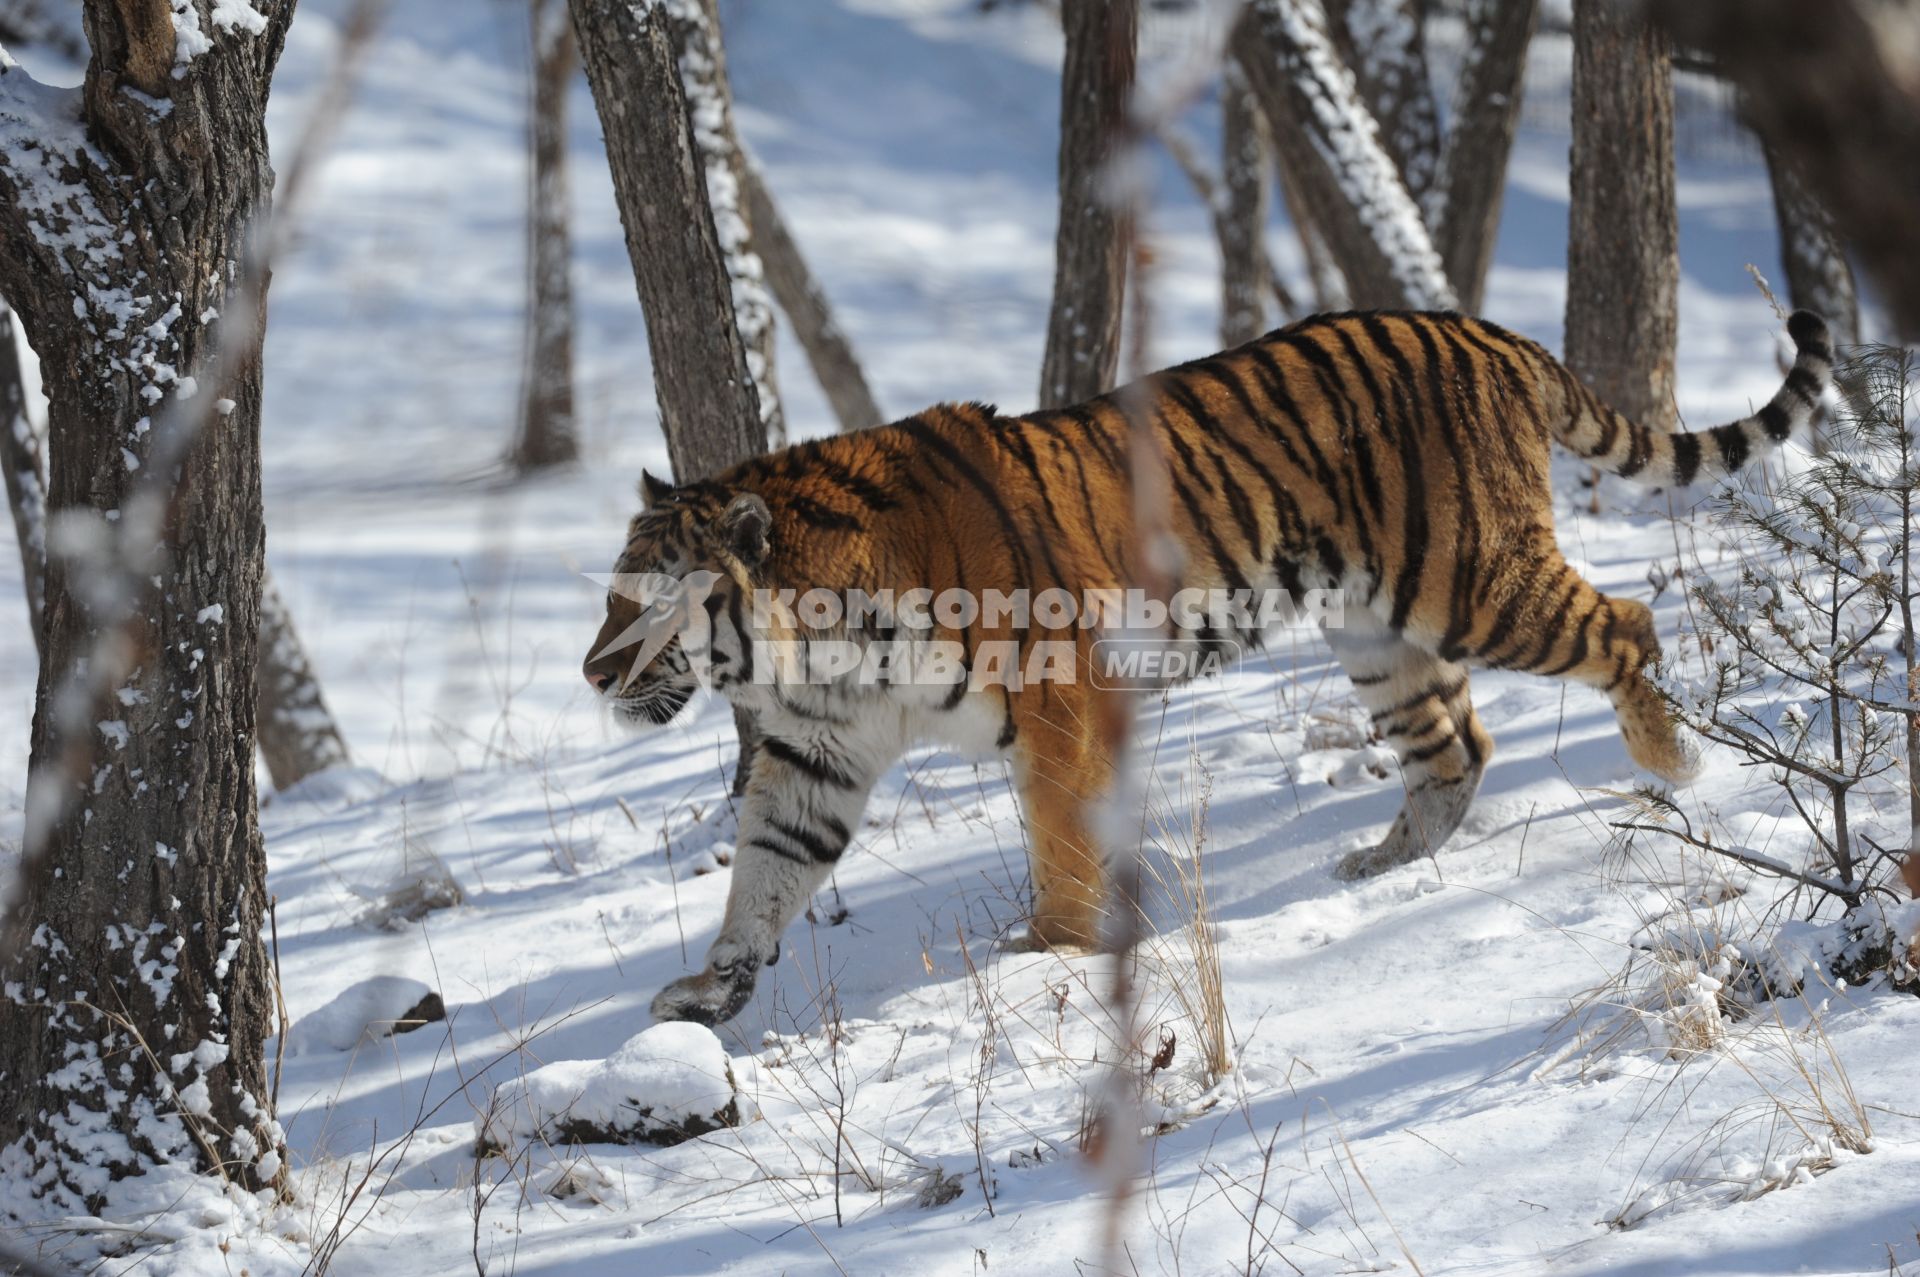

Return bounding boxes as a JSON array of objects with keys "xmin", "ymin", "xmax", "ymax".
[
  {"xmin": 256, "ymin": 574, "xmax": 352, "ymax": 790},
  {"xmin": 1326, "ymin": 0, "xmax": 1442, "ymax": 207},
  {"xmin": 570, "ymin": 0, "xmax": 769, "ymax": 788},
  {"xmin": 569, "ymin": 0, "xmax": 767, "ymax": 478},
  {"xmin": 1220, "ymin": 65, "xmax": 1277, "ymax": 344},
  {"xmin": 1564, "ymin": 0, "xmax": 1678, "ymax": 431},
  {"xmin": 1654, "ymin": 0, "xmax": 1920, "ymax": 342},
  {"xmin": 1237, "ymin": 0, "xmax": 1456, "ymax": 310},
  {"xmin": 4, "ymin": 300, "xmax": 343, "ymax": 790},
  {"xmin": 741, "ymin": 158, "xmax": 885, "ymax": 434},
  {"xmin": 0, "ymin": 302, "xmax": 46, "ymax": 656},
  {"xmin": 1434, "ymin": 0, "xmax": 1538, "ymax": 313},
  {"xmin": 0, "ymin": 0, "xmax": 293, "ymax": 1203},
  {"xmin": 1762, "ymin": 141, "xmax": 1859, "ymax": 348},
  {"xmin": 1038, "ymin": 0, "xmax": 1136, "ymax": 409},
  {"xmin": 510, "ymin": 0, "xmax": 579, "ymax": 472}
]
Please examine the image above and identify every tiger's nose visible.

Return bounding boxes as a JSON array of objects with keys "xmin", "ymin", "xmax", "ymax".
[{"xmin": 585, "ymin": 667, "xmax": 616, "ymax": 694}]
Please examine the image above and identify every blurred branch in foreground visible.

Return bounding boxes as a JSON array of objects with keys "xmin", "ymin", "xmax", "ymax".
[{"xmin": 1655, "ymin": 0, "xmax": 1920, "ymax": 342}]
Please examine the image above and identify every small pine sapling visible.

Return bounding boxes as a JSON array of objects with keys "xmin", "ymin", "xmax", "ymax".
[{"xmin": 1641, "ymin": 343, "xmax": 1920, "ymax": 991}]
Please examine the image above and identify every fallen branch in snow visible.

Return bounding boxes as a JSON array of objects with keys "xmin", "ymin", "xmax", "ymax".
[{"xmin": 0, "ymin": 1236, "xmax": 62, "ymax": 1277}]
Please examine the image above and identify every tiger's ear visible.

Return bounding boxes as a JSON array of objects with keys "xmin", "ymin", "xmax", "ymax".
[
  {"xmin": 715, "ymin": 493, "xmax": 772, "ymax": 568},
  {"xmin": 640, "ymin": 470, "xmax": 675, "ymax": 509}
]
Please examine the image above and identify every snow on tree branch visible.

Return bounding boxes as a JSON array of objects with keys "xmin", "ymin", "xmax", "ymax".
[
  {"xmin": 1332, "ymin": 0, "xmax": 1440, "ymax": 209},
  {"xmin": 170, "ymin": 0, "xmax": 270, "ymax": 65},
  {"xmin": 658, "ymin": 0, "xmax": 782, "ymax": 443},
  {"xmin": 1244, "ymin": 0, "xmax": 1456, "ymax": 310}
]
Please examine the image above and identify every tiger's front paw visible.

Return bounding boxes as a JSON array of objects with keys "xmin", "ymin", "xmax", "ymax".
[
  {"xmin": 650, "ymin": 940, "xmax": 769, "ymax": 1026},
  {"xmin": 1334, "ymin": 843, "xmax": 1407, "ymax": 881},
  {"xmin": 651, "ymin": 964, "xmax": 758, "ymax": 1026}
]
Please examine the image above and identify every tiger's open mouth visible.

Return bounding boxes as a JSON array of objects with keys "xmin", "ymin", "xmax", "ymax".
[{"xmin": 609, "ymin": 679, "xmax": 695, "ymax": 727}]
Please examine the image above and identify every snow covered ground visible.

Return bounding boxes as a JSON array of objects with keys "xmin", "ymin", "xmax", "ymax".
[{"xmin": 1, "ymin": 1, "xmax": 1916, "ymax": 1274}]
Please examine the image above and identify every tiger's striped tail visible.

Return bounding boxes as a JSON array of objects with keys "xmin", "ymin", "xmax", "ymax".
[{"xmin": 1555, "ymin": 310, "xmax": 1833, "ymax": 487}]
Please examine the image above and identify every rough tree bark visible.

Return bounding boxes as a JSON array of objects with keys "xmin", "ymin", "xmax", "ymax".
[
  {"xmin": 569, "ymin": 0, "xmax": 766, "ymax": 475},
  {"xmin": 0, "ymin": 0, "xmax": 293, "ymax": 1205},
  {"xmin": 1, "ymin": 303, "xmax": 341, "ymax": 789},
  {"xmin": 1219, "ymin": 65, "xmax": 1277, "ymax": 345},
  {"xmin": 510, "ymin": 0, "xmax": 579, "ymax": 472},
  {"xmin": 1654, "ymin": 0, "xmax": 1920, "ymax": 342},
  {"xmin": 741, "ymin": 158, "xmax": 885, "ymax": 434},
  {"xmin": 1037, "ymin": 0, "xmax": 1136, "ymax": 409},
  {"xmin": 1433, "ymin": 0, "xmax": 1538, "ymax": 314},
  {"xmin": 1564, "ymin": 0, "xmax": 1678, "ymax": 432},
  {"xmin": 255, "ymin": 574, "xmax": 352, "ymax": 790},
  {"xmin": 569, "ymin": 0, "xmax": 769, "ymax": 791},
  {"xmin": 1325, "ymin": 0, "xmax": 1441, "ymax": 208},
  {"xmin": 1236, "ymin": 0, "xmax": 1456, "ymax": 310},
  {"xmin": 0, "ymin": 302, "xmax": 45, "ymax": 656}
]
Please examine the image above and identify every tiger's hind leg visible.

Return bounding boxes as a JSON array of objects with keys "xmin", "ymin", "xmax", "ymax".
[
  {"xmin": 1470, "ymin": 551, "xmax": 1697, "ymax": 784},
  {"xmin": 1324, "ymin": 618, "xmax": 1495, "ymax": 880},
  {"xmin": 1008, "ymin": 683, "xmax": 1120, "ymax": 951}
]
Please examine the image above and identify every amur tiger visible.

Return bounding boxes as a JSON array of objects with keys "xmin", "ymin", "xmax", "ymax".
[{"xmin": 584, "ymin": 309, "xmax": 1833, "ymax": 1026}]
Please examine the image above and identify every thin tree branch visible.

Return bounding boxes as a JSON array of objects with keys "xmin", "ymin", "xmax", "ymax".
[
  {"xmin": 740, "ymin": 157, "xmax": 886, "ymax": 434},
  {"xmin": 1145, "ymin": 116, "xmax": 1297, "ymax": 329}
]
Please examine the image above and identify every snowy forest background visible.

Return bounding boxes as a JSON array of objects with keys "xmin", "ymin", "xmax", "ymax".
[{"xmin": 0, "ymin": 0, "xmax": 1917, "ymax": 1274}]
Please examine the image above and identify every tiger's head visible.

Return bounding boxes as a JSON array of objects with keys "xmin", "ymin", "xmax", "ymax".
[{"xmin": 582, "ymin": 469, "xmax": 772, "ymax": 727}]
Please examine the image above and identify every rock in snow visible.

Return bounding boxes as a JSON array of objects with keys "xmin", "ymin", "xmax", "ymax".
[
  {"xmin": 282, "ymin": 975, "xmax": 446, "ymax": 1056},
  {"xmin": 476, "ymin": 1023, "xmax": 740, "ymax": 1152}
]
